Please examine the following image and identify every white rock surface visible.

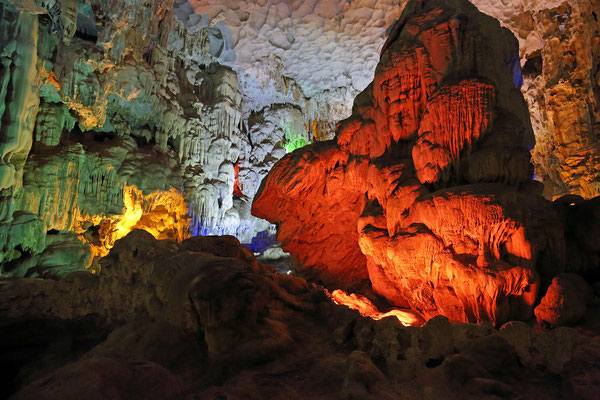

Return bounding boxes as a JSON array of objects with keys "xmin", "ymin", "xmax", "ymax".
[{"xmin": 179, "ymin": 0, "xmax": 408, "ymax": 120}]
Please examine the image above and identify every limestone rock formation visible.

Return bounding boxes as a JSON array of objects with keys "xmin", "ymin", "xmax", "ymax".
[
  {"xmin": 0, "ymin": 0, "xmax": 599, "ymax": 397},
  {"xmin": 0, "ymin": 0, "xmax": 321, "ymax": 272},
  {"xmin": 535, "ymin": 273, "xmax": 594, "ymax": 326},
  {"xmin": 0, "ymin": 2, "xmax": 41, "ymax": 262},
  {"xmin": 186, "ymin": 0, "xmax": 600, "ymax": 200},
  {"xmin": 1, "ymin": 230, "xmax": 598, "ymax": 399},
  {"xmin": 463, "ymin": 0, "xmax": 600, "ymax": 198},
  {"xmin": 0, "ymin": 129, "xmax": 190, "ymax": 277},
  {"xmin": 254, "ymin": 0, "xmax": 566, "ymax": 324},
  {"xmin": 182, "ymin": 0, "xmax": 407, "ymax": 123},
  {"xmin": 253, "ymin": 140, "xmax": 372, "ymax": 288},
  {"xmin": 517, "ymin": 0, "xmax": 600, "ymax": 199},
  {"xmin": 2, "ymin": 0, "xmax": 600, "ymax": 276}
]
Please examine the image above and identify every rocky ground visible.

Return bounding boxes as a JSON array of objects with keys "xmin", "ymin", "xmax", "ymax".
[{"xmin": 0, "ymin": 229, "xmax": 598, "ymax": 399}]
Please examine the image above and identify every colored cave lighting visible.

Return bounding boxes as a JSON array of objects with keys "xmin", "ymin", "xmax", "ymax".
[
  {"xmin": 283, "ymin": 135, "xmax": 310, "ymax": 153},
  {"xmin": 77, "ymin": 184, "xmax": 190, "ymax": 258},
  {"xmin": 327, "ymin": 289, "xmax": 423, "ymax": 327},
  {"xmin": 308, "ymin": 120, "xmax": 329, "ymax": 141},
  {"xmin": 233, "ymin": 161, "xmax": 244, "ymax": 197},
  {"xmin": 283, "ymin": 123, "xmax": 310, "ymax": 153}
]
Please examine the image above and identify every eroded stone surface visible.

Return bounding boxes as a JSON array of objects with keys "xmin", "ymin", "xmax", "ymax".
[
  {"xmin": 253, "ymin": 0, "xmax": 565, "ymax": 324},
  {"xmin": 0, "ymin": 229, "xmax": 597, "ymax": 399},
  {"xmin": 184, "ymin": 0, "xmax": 600, "ymax": 200},
  {"xmin": 0, "ymin": 0, "xmax": 298, "ymax": 271},
  {"xmin": 2, "ymin": 0, "xmax": 600, "ymax": 274},
  {"xmin": 535, "ymin": 273, "xmax": 594, "ymax": 326}
]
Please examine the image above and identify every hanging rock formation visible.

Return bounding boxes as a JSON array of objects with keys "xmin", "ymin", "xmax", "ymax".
[
  {"xmin": 0, "ymin": 0, "xmax": 349, "ymax": 274},
  {"xmin": 0, "ymin": 2, "xmax": 42, "ymax": 262},
  {"xmin": 0, "ymin": 0, "xmax": 315, "ymax": 273},
  {"xmin": 253, "ymin": 0, "xmax": 566, "ymax": 325}
]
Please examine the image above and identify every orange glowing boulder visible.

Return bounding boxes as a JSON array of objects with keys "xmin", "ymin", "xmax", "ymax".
[
  {"xmin": 252, "ymin": 0, "xmax": 565, "ymax": 324},
  {"xmin": 359, "ymin": 184, "xmax": 564, "ymax": 323},
  {"xmin": 252, "ymin": 142, "xmax": 370, "ymax": 289}
]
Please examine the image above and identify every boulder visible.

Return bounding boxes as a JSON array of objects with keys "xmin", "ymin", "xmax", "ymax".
[
  {"xmin": 11, "ymin": 356, "xmax": 189, "ymax": 400},
  {"xmin": 535, "ymin": 273, "xmax": 594, "ymax": 326},
  {"xmin": 0, "ymin": 228, "xmax": 597, "ymax": 399}
]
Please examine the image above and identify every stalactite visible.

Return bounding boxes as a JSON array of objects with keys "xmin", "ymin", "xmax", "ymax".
[{"xmin": 0, "ymin": 3, "xmax": 41, "ymax": 262}]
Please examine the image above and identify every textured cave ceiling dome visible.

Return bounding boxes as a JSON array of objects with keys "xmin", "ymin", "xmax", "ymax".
[
  {"xmin": 172, "ymin": 0, "xmax": 582, "ymax": 123},
  {"xmin": 174, "ymin": 0, "xmax": 407, "ymax": 121}
]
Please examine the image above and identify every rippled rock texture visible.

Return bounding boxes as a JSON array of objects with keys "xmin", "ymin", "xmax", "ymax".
[{"xmin": 253, "ymin": 0, "xmax": 567, "ymax": 324}]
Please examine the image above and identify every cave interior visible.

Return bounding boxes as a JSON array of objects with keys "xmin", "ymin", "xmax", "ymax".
[{"xmin": 1, "ymin": 0, "xmax": 600, "ymax": 399}]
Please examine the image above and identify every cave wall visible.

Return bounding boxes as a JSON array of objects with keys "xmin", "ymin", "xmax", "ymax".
[
  {"xmin": 0, "ymin": 0, "xmax": 303, "ymax": 276},
  {"xmin": 476, "ymin": 0, "xmax": 600, "ymax": 199},
  {"xmin": 0, "ymin": 2, "xmax": 42, "ymax": 263},
  {"xmin": 1, "ymin": 0, "xmax": 600, "ymax": 276}
]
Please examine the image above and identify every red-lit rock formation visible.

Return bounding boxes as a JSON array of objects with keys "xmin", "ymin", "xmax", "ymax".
[
  {"xmin": 535, "ymin": 273, "xmax": 593, "ymax": 327},
  {"xmin": 253, "ymin": 0, "xmax": 565, "ymax": 324},
  {"xmin": 253, "ymin": 142, "xmax": 370, "ymax": 288}
]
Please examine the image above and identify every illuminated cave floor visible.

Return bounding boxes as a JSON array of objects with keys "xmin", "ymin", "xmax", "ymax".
[
  {"xmin": 254, "ymin": 245, "xmax": 423, "ymax": 327},
  {"xmin": 1, "ymin": 230, "xmax": 599, "ymax": 399}
]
